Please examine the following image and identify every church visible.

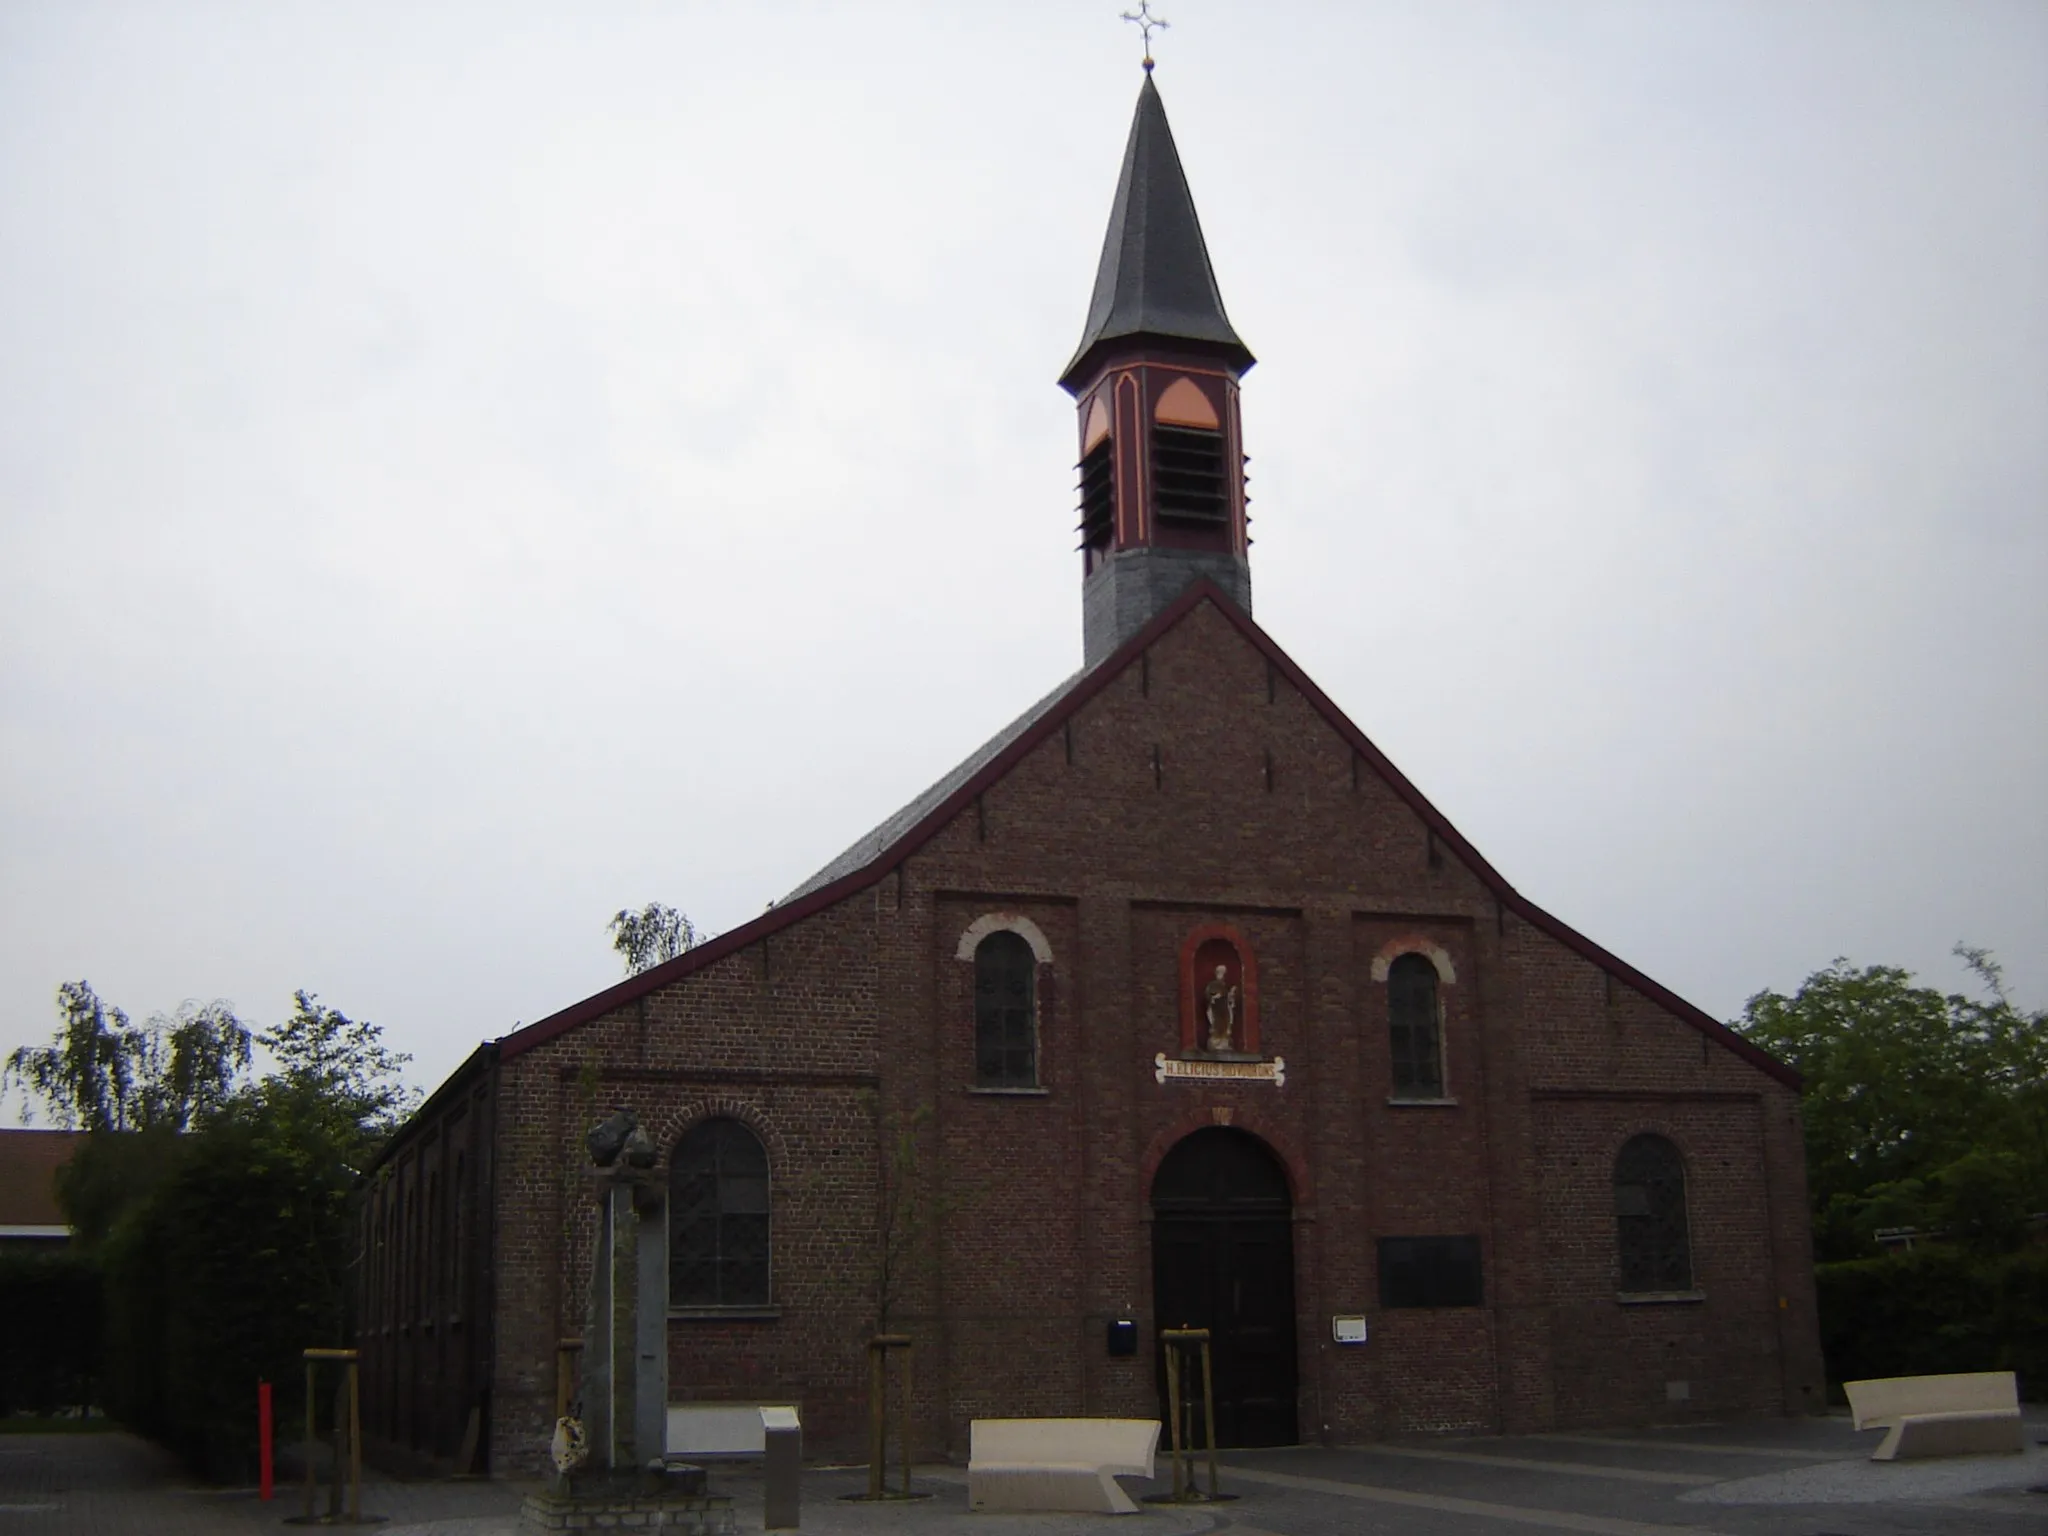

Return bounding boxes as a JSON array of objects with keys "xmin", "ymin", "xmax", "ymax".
[{"xmin": 359, "ymin": 68, "xmax": 1824, "ymax": 1477}]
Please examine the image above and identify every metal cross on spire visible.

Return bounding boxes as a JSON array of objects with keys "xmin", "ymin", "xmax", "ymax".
[{"xmin": 1120, "ymin": 1, "xmax": 1169, "ymax": 72}]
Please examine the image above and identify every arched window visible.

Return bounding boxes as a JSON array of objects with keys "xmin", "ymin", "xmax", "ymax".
[
  {"xmin": 670, "ymin": 1118, "xmax": 771, "ymax": 1308},
  {"xmin": 1387, "ymin": 953, "xmax": 1443, "ymax": 1099},
  {"xmin": 974, "ymin": 931, "xmax": 1038, "ymax": 1088},
  {"xmin": 1614, "ymin": 1134, "xmax": 1692, "ymax": 1293}
]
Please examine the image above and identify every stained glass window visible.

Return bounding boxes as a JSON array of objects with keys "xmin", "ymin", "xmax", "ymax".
[
  {"xmin": 1615, "ymin": 1134, "xmax": 1693, "ymax": 1292},
  {"xmin": 670, "ymin": 1118, "xmax": 770, "ymax": 1308},
  {"xmin": 974, "ymin": 932, "xmax": 1037, "ymax": 1088},
  {"xmin": 1388, "ymin": 954, "xmax": 1443, "ymax": 1099}
]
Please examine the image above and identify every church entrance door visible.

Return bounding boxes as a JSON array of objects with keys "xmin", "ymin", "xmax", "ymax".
[{"xmin": 1150, "ymin": 1127, "xmax": 1299, "ymax": 1447}]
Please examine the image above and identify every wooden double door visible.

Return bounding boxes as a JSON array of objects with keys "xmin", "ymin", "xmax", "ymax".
[{"xmin": 1150, "ymin": 1128, "xmax": 1299, "ymax": 1447}]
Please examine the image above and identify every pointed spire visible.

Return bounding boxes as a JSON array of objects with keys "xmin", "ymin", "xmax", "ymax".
[{"xmin": 1059, "ymin": 74, "xmax": 1254, "ymax": 394}]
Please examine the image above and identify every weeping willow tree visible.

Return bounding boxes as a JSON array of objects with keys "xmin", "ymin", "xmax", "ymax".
[{"xmin": 606, "ymin": 903, "xmax": 699, "ymax": 976}]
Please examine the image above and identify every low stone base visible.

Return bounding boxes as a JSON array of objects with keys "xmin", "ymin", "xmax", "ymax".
[{"xmin": 520, "ymin": 1490, "xmax": 736, "ymax": 1534}]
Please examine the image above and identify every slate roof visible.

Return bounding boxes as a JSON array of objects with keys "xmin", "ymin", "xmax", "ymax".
[
  {"xmin": 492, "ymin": 583, "xmax": 1798, "ymax": 1090},
  {"xmin": 1059, "ymin": 74, "xmax": 1255, "ymax": 392},
  {"xmin": 782, "ymin": 666, "xmax": 1093, "ymax": 904}
]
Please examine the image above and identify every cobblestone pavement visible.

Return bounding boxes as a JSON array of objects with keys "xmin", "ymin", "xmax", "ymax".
[{"xmin": 4, "ymin": 1414, "xmax": 2044, "ymax": 1536}]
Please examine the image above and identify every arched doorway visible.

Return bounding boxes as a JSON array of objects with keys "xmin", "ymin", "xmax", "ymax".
[{"xmin": 1150, "ymin": 1127, "xmax": 1299, "ymax": 1446}]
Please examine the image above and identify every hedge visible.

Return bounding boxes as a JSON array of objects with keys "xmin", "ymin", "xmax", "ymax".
[
  {"xmin": 1816, "ymin": 1245, "xmax": 2047, "ymax": 1401},
  {"xmin": 98, "ymin": 1109, "xmax": 353, "ymax": 1481}
]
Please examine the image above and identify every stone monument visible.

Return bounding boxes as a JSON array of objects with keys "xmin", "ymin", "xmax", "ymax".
[{"xmin": 520, "ymin": 1109, "xmax": 734, "ymax": 1535}]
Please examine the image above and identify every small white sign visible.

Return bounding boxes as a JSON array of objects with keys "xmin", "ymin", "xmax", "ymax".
[
  {"xmin": 1155, "ymin": 1053, "xmax": 1286, "ymax": 1086},
  {"xmin": 1332, "ymin": 1315, "xmax": 1368, "ymax": 1344}
]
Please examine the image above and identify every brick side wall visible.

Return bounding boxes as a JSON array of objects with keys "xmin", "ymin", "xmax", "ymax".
[
  {"xmin": 488, "ymin": 905, "xmax": 884, "ymax": 1474},
  {"xmin": 469, "ymin": 597, "xmax": 1820, "ymax": 1473},
  {"xmin": 361, "ymin": 1060, "xmax": 496, "ymax": 1473}
]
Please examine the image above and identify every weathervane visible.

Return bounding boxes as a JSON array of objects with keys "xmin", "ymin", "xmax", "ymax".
[{"xmin": 1121, "ymin": 1, "xmax": 1169, "ymax": 72}]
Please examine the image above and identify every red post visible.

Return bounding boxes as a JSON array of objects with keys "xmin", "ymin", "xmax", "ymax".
[{"xmin": 258, "ymin": 1379, "xmax": 274, "ymax": 1500}]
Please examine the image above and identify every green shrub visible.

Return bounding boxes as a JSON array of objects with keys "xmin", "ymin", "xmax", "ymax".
[
  {"xmin": 98, "ymin": 1093, "xmax": 362, "ymax": 1480},
  {"xmin": 13, "ymin": 986, "xmax": 408, "ymax": 1481},
  {"xmin": 1817, "ymin": 1246, "xmax": 2048, "ymax": 1401}
]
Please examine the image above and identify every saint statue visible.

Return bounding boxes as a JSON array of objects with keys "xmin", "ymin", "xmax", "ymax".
[{"xmin": 1203, "ymin": 964, "xmax": 1239, "ymax": 1052}]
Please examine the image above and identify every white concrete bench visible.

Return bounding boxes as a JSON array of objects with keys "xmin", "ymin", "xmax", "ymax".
[
  {"xmin": 1843, "ymin": 1370, "xmax": 2025, "ymax": 1461},
  {"xmin": 968, "ymin": 1417, "xmax": 1160, "ymax": 1514},
  {"xmin": 666, "ymin": 1402, "xmax": 800, "ymax": 1459}
]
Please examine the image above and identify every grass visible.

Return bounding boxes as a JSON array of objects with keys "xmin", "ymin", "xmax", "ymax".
[{"xmin": 0, "ymin": 1414, "xmax": 119, "ymax": 1434}]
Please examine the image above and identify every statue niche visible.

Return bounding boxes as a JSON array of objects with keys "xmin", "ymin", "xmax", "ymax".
[
  {"xmin": 1200, "ymin": 946, "xmax": 1240, "ymax": 1052},
  {"xmin": 1178, "ymin": 926, "xmax": 1260, "ymax": 1058}
]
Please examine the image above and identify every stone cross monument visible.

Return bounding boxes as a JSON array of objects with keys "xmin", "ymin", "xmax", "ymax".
[{"xmin": 581, "ymin": 1108, "xmax": 669, "ymax": 1477}]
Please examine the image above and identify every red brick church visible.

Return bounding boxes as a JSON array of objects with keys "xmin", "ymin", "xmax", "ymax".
[{"xmin": 361, "ymin": 70, "xmax": 1824, "ymax": 1476}]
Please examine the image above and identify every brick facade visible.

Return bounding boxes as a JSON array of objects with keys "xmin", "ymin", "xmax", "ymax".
[{"xmin": 365, "ymin": 590, "xmax": 1824, "ymax": 1475}]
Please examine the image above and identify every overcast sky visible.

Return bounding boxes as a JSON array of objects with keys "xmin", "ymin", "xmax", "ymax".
[{"xmin": 3, "ymin": 1, "xmax": 2043, "ymax": 1114}]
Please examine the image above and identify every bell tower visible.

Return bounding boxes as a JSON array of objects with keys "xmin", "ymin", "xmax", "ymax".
[{"xmin": 1062, "ymin": 71, "xmax": 1255, "ymax": 667}]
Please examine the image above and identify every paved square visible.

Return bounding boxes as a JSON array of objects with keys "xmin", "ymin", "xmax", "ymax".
[{"xmin": 3, "ymin": 1414, "xmax": 2043, "ymax": 1536}]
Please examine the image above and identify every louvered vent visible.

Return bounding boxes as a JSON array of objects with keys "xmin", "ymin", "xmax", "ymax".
[
  {"xmin": 1076, "ymin": 438, "xmax": 1115, "ymax": 550},
  {"xmin": 1152, "ymin": 424, "xmax": 1228, "ymax": 524}
]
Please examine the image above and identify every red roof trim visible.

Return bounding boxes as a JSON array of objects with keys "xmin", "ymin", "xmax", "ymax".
[
  {"xmin": 497, "ymin": 601, "xmax": 1178, "ymax": 1061},
  {"xmin": 498, "ymin": 581, "xmax": 1797, "ymax": 1089},
  {"xmin": 1195, "ymin": 588, "xmax": 1800, "ymax": 1089}
]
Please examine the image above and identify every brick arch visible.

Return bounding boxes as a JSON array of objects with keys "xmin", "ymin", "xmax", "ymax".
[
  {"xmin": 1138, "ymin": 1112, "xmax": 1314, "ymax": 1212},
  {"xmin": 1606, "ymin": 1121, "xmax": 1694, "ymax": 1178},
  {"xmin": 1368, "ymin": 936, "xmax": 1457, "ymax": 985},
  {"xmin": 555, "ymin": 1092, "xmax": 789, "ymax": 1337},
  {"xmin": 643, "ymin": 1094, "xmax": 789, "ymax": 1178},
  {"xmin": 1608, "ymin": 1123, "xmax": 1697, "ymax": 1292},
  {"xmin": 954, "ymin": 912, "xmax": 1054, "ymax": 965}
]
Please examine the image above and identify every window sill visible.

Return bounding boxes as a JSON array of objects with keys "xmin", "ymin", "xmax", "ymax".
[
  {"xmin": 1386, "ymin": 1095, "xmax": 1459, "ymax": 1107},
  {"xmin": 669, "ymin": 1306, "xmax": 782, "ymax": 1321},
  {"xmin": 968, "ymin": 1086, "xmax": 1050, "ymax": 1097},
  {"xmin": 1616, "ymin": 1290, "xmax": 1704, "ymax": 1305}
]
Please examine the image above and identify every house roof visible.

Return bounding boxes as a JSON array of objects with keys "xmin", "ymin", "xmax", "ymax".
[
  {"xmin": 1058, "ymin": 73, "xmax": 1254, "ymax": 393},
  {"xmin": 0, "ymin": 1128, "xmax": 84, "ymax": 1230},
  {"xmin": 495, "ymin": 583, "xmax": 1798, "ymax": 1090}
]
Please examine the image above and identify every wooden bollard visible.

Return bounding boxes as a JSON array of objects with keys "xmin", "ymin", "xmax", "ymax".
[
  {"xmin": 866, "ymin": 1334, "xmax": 913, "ymax": 1499},
  {"xmin": 303, "ymin": 1357, "xmax": 316, "ymax": 1523},
  {"xmin": 302, "ymin": 1349, "xmax": 361, "ymax": 1524},
  {"xmin": 867, "ymin": 1344, "xmax": 884, "ymax": 1501},
  {"xmin": 1163, "ymin": 1338, "xmax": 1184, "ymax": 1499},
  {"xmin": 1159, "ymin": 1329, "xmax": 1218, "ymax": 1500},
  {"xmin": 899, "ymin": 1339, "xmax": 913, "ymax": 1499}
]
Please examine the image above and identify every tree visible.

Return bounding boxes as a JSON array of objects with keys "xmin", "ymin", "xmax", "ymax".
[
  {"xmin": 256, "ymin": 990, "xmax": 415, "ymax": 1137},
  {"xmin": 8, "ymin": 979, "xmax": 417, "ymax": 1475},
  {"xmin": 135, "ymin": 1000, "xmax": 253, "ymax": 1131},
  {"xmin": 4, "ymin": 982, "xmax": 250, "ymax": 1133},
  {"xmin": 607, "ymin": 903, "xmax": 698, "ymax": 976},
  {"xmin": 872, "ymin": 1106, "xmax": 933, "ymax": 1335},
  {"xmin": 1736, "ymin": 946, "xmax": 2048, "ymax": 1259},
  {"xmin": 3, "ymin": 981, "xmax": 132, "ymax": 1131},
  {"xmin": 861, "ymin": 1102, "xmax": 942, "ymax": 1501}
]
